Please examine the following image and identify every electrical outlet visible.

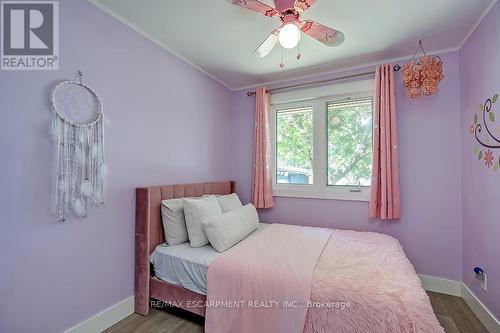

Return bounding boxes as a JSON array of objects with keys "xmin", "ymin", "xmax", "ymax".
[{"xmin": 480, "ymin": 273, "xmax": 487, "ymax": 291}]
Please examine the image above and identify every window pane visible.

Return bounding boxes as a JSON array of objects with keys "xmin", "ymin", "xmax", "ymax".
[
  {"xmin": 327, "ymin": 99, "xmax": 373, "ymax": 186},
  {"xmin": 276, "ymin": 106, "xmax": 313, "ymax": 185}
]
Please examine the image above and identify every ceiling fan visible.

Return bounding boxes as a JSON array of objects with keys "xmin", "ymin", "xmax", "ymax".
[{"xmin": 226, "ymin": 0, "xmax": 345, "ymax": 61}]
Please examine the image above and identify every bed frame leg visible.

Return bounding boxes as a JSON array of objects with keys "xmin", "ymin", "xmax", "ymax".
[
  {"xmin": 135, "ymin": 188, "xmax": 151, "ymax": 316},
  {"xmin": 134, "ymin": 293, "xmax": 149, "ymax": 316},
  {"xmin": 135, "ymin": 233, "xmax": 150, "ymax": 316}
]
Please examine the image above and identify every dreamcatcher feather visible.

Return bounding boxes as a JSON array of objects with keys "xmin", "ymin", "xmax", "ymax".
[{"xmin": 50, "ymin": 72, "xmax": 106, "ymax": 221}]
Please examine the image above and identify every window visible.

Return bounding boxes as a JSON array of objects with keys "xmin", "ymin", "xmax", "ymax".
[
  {"xmin": 271, "ymin": 81, "xmax": 373, "ymax": 201},
  {"xmin": 327, "ymin": 99, "xmax": 373, "ymax": 187},
  {"xmin": 276, "ymin": 106, "xmax": 313, "ymax": 185}
]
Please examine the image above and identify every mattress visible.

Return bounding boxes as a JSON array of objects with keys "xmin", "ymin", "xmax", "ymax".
[{"xmin": 150, "ymin": 223, "xmax": 268, "ymax": 295}]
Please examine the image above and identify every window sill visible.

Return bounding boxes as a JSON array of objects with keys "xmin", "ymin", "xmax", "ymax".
[{"xmin": 273, "ymin": 187, "xmax": 371, "ymax": 202}]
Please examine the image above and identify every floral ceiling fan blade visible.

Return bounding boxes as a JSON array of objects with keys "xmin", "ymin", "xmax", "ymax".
[
  {"xmin": 297, "ymin": 20, "xmax": 345, "ymax": 47},
  {"xmin": 226, "ymin": 0, "xmax": 279, "ymax": 17},
  {"xmin": 294, "ymin": 0, "xmax": 316, "ymax": 12},
  {"xmin": 253, "ymin": 27, "xmax": 281, "ymax": 58}
]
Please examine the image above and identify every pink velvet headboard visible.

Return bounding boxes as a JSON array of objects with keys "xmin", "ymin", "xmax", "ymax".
[{"xmin": 134, "ymin": 181, "xmax": 235, "ymax": 315}]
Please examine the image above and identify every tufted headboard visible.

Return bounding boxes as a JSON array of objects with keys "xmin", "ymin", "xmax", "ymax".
[
  {"xmin": 135, "ymin": 181, "xmax": 235, "ymax": 254},
  {"xmin": 134, "ymin": 181, "xmax": 235, "ymax": 315}
]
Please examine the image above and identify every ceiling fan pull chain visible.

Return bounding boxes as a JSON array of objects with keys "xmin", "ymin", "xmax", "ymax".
[
  {"xmin": 297, "ymin": 40, "xmax": 301, "ymax": 60},
  {"xmin": 280, "ymin": 46, "xmax": 285, "ymax": 68}
]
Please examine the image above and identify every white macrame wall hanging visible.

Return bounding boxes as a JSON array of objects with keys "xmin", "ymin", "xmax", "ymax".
[{"xmin": 50, "ymin": 71, "xmax": 107, "ymax": 222}]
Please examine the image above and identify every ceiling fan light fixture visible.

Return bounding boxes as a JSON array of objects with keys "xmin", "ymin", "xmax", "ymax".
[
  {"xmin": 279, "ymin": 23, "xmax": 301, "ymax": 49},
  {"xmin": 226, "ymin": 0, "xmax": 345, "ymax": 63}
]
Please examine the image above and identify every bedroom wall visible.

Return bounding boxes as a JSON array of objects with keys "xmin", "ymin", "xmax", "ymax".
[
  {"xmin": 0, "ymin": 1, "xmax": 233, "ymax": 332},
  {"xmin": 230, "ymin": 52, "xmax": 463, "ymax": 281},
  {"xmin": 460, "ymin": 1, "xmax": 500, "ymax": 318}
]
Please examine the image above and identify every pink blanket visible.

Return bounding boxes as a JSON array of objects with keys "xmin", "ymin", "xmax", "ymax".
[
  {"xmin": 205, "ymin": 225, "xmax": 444, "ymax": 333},
  {"xmin": 205, "ymin": 223, "xmax": 332, "ymax": 333},
  {"xmin": 304, "ymin": 230, "xmax": 444, "ymax": 332}
]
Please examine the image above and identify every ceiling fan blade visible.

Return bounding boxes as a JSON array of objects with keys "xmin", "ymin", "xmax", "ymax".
[
  {"xmin": 294, "ymin": 0, "xmax": 316, "ymax": 12},
  {"xmin": 253, "ymin": 28, "xmax": 280, "ymax": 58},
  {"xmin": 226, "ymin": 0, "xmax": 279, "ymax": 17},
  {"xmin": 298, "ymin": 20, "xmax": 345, "ymax": 47}
]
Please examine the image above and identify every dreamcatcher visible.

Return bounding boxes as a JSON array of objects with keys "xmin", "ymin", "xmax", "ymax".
[{"xmin": 50, "ymin": 71, "xmax": 106, "ymax": 222}]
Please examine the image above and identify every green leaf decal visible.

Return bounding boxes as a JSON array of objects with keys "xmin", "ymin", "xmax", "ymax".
[
  {"xmin": 489, "ymin": 112, "xmax": 495, "ymax": 122},
  {"xmin": 478, "ymin": 151, "xmax": 483, "ymax": 160},
  {"xmin": 481, "ymin": 104, "xmax": 484, "ymax": 111},
  {"xmin": 493, "ymin": 162, "xmax": 499, "ymax": 172},
  {"xmin": 474, "ymin": 146, "xmax": 480, "ymax": 155},
  {"xmin": 493, "ymin": 94, "xmax": 499, "ymax": 103},
  {"xmin": 474, "ymin": 114, "xmax": 478, "ymax": 124}
]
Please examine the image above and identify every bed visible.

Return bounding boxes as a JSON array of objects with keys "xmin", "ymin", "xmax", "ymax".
[
  {"xmin": 135, "ymin": 181, "xmax": 234, "ymax": 317},
  {"xmin": 135, "ymin": 181, "xmax": 444, "ymax": 332},
  {"xmin": 149, "ymin": 223, "xmax": 268, "ymax": 295}
]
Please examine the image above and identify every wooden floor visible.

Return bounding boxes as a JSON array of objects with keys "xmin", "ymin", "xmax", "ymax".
[
  {"xmin": 105, "ymin": 291, "xmax": 488, "ymax": 333},
  {"xmin": 427, "ymin": 292, "xmax": 488, "ymax": 333}
]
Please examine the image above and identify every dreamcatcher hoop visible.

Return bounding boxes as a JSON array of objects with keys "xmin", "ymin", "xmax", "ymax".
[
  {"xmin": 50, "ymin": 71, "xmax": 106, "ymax": 222},
  {"xmin": 50, "ymin": 79, "xmax": 103, "ymax": 126}
]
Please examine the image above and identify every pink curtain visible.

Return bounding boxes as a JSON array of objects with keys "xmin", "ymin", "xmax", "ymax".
[
  {"xmin": 369, "ymin": 65, "xmax": 401, "ymax": 220},
  {"xmin": 252, "ymin": 87, "xmax": 274, "ymax": 208}
]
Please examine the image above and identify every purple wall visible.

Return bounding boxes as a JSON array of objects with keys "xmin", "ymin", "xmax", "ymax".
[
  {"xmin": 0, "ymin": 1, "xmax": 232, "ymax": 332},
  {"xmin": 230, "ymin": 53, "xmax": 463, "ymax": 281},
  {"xmin": 1, "ymin": 0, "xmax": 497, "ymax": 331},
  {"xmin": 460, "ymin": 1, "xmax": 500, "ymax": 318}
]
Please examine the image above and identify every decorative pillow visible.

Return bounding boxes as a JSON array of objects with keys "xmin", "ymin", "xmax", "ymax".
[
  {"xmin": 184, "ymin": 195, "xmax": 222, "ymax": 247},
  {"xmin": 160, "ymin": 198, "xmax": 190, "ymax": 246},
  {"xmin": 202, "ymin": 204, "xmax": 259, "ymax": 253}
]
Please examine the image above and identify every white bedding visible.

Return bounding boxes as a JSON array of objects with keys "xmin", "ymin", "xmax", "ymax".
[{"xmin": 150, "ymin": 223, "xmax": 268, "ymax": 295}]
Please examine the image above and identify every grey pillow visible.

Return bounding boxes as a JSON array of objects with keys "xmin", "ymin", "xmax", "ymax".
[{"xmin": 160, "ymin": 198, "xmax": 189, "ymax": 245}]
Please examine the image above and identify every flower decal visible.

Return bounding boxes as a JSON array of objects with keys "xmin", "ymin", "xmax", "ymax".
[
  {"xmin": 484, "ymin": 149, "xmax": 494, "ymax": 168},
  {"xmin": 471, "ymin": 94, "xmax": 500, "ymax": 171}
]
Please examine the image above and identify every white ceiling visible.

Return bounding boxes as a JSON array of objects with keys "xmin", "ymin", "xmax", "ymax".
[{"xmin": 89, "ymin": 0, "xmax": 496, "ymax": 90}]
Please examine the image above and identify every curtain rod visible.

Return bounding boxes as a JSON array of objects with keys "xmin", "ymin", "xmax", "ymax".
[{"xmin": 246, "ymin": 64, "xmax": 402, "ymax": 96}]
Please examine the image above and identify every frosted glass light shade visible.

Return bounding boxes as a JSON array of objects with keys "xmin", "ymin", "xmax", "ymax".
[{"xmin": 279, "ymin": 23, "xmax": 301, "ymax": 49}]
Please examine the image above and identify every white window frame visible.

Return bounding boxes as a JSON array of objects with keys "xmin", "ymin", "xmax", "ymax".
[{"xmin": 271, "ymin": 80, "xmax": 374, "ymax": 202}]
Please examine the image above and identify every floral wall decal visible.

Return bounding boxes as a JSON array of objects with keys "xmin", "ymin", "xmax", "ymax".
[{"xmin": 470, "ymin": 93, "xmax": 500, "ymax": 171}]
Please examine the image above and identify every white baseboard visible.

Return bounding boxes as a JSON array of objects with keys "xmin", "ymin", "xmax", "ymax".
[
  {"xmin": 64, "ymin": 296, "xmax": 134, "ymax": 333},
  {"xmin": 418, "ymin": 275, "xmax": 500, "ymax": 333},
  {"xmin": 418, "ymin": 274, "xmax": 462, "ymax": 297},
  {"xmin": 462, "ymin": 284, "xmax": 500, "ymax": 333}
]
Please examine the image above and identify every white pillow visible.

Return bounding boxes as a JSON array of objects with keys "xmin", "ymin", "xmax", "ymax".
[
  {"xmin": 202, "ymin": 193, "xmax": 243, "ymax": 213},
  {"xmin": 183, "ymin": 195, "xmax": 222, "ymax": 247},
  {"xmin": 161, "ymin": 198, "xmax": 189, "ymax": 245},
  {"xmin": 217, "ymin": 193, "xmax": 243, "ymax": 213},
  {"xmin": 202, "ymin": 204, "xmax": 259, "ymax": 253}
]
